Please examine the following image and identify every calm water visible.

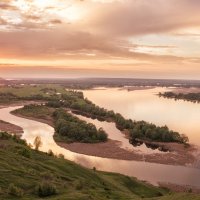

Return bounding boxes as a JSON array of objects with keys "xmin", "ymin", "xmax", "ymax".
[
  {"xmin": 0, "ymin": 106, "xmax": 200, "ymax": 188},
  {"xmin": 71, "ymin": 112, "xmax": 163, "ymax": 154},
  {"xmin": 82, "ymin": 87, "xmax": 200, "ymax": 146}
]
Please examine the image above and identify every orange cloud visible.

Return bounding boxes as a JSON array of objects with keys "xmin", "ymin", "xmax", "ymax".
[{"xmin": 0, "ymin": 0, "xmax": 200, "ymax": 79}]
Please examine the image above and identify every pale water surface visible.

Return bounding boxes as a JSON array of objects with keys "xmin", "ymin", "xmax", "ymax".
[
  {"xmin": 0, "ymin": 106, "xmax": 200, "ymax": 188},
  {"xmin": 82, "ymin": 87, "xmax": 200, "ymax": 146},
  {"xmin": 71, "ymin": 112, "xmax": 163, "ymax": 154}
]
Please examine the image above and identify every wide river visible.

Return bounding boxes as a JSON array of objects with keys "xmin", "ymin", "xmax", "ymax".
[
  {"xmin": 82, "ymin": 87, "xmax": 200, "ymax": 146},
  {"xmin": 0, "ymin": 87, "xmax": 200, "ymax": 188}
]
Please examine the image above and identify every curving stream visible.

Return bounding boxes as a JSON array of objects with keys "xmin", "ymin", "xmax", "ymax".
[
  {"xmin": 0, "ymin": 106, "xmax": 200, "ymax": 188},
  {"xmin": 71, "ymin": 112, "xmax": 164, "ymax": 154}
]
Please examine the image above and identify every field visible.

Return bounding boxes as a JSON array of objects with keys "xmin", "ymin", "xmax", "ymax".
[{"xmin": 0, "ymin": 84, "xmax": 66, "ymax": 98}]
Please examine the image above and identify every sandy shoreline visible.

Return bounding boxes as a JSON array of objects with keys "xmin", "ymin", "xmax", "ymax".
[
  {"xmin": 0, "ymin": 120, "xmax": 23, "ymax": 135},
  {"xmin": 57, "ymin": 140, "xmax": 197, "ymax": 166}
]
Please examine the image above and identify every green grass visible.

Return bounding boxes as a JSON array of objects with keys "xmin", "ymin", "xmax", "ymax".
[
  {"xmin": 12, "ymin": 105, "xmax": 54, "ymax": 120},
  {"xmin": 0, "ymin": 132, "xmax": 199, "ymax": 200},
  {"xmin": 0, "ymin": 84, "xmax": 67, "ymax": 98}
]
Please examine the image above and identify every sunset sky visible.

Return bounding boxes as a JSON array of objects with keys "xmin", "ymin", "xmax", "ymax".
[{"xmin": 0, "ymin": 0, "xmax": 200, "ymax": 79}]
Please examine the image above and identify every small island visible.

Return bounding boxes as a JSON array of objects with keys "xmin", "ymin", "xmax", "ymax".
[{"xmin": 159, "ymin": 91, "xmax": 200, "ymax": 103}]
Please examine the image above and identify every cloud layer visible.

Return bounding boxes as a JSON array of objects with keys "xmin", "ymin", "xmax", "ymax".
[{"xmin": 0, "ymin": 0, "xmax": 200, "ymax": 78}]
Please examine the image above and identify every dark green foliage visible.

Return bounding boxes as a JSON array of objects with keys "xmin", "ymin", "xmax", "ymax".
[
  {"xmin": 129, "ymin": 122, "xmax": 189, "ymax": 144},
  {"xmin": 48, "ymin": 90, "xmax": 187, "ymax": 144},
  {"xmin": 47, "ymin": 149, "xmax": 55, "ymax": 157},
  {"xmin": 14, "ymin": 86, "xmax": 188, "ymax": 144},
  {"xmin": 0, "ymin": 92, "xmax": 18, "ymax": 103},
  {"xmin": 17, "ymin": 146, "xmax": 31, "ymax": 158},
  {"xmin": 159, "ymin": 92, "xmax": 200, "ymax": 103},
  {"xmin": 46, "ymin": 100, "xmax": 63, "ymax": 108},
  {"xmin": 0, "ymin": 131, "xmax": 27, "ymax": 145},
  {"xmin": 36, "ymin": 182, "xmax": 57, "ymax": 197},
  {"xmin": 53, "ymin": 109, "xmax": 108, "ymax": 143}
]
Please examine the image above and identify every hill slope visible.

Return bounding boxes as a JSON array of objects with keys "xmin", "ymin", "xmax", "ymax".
[{"xmin": 0, "ymin": 132, "xmax": 199, "ymax": 200}]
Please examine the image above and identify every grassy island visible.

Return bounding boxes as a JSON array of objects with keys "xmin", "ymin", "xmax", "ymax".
[
  {"xmin": 159, "ymin": 92, "xmax": 200, "ymax": 103},
  {"xmin": 0, "ymin": 84, "xmax": 189, "ymax": 145}
]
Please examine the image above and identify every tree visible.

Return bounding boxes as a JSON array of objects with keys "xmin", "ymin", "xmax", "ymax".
[{"xmin": 34, "ymin": 136, "xmax": 42, "ymax": 150}]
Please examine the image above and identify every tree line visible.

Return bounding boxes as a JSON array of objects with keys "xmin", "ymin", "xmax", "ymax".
[
  {"xmin": 47, "ymin": 90, "xmax": 189, "ymax": 144},
  {"xmin": 53, "ymin": 109, "xmax": 108, "ymax": 143},
  {"xmin": 159, "ymin": 92, "xmax": 200, "ymax": 103}
]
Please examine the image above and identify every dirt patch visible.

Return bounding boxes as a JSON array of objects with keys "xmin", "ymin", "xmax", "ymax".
[
  {"xmin": 57, "ymin": 140, "xmax": 197, "ymax": 166},
  {"xmin": 0, "ymin": 120, "xmax": 23, "ymax": 135}
]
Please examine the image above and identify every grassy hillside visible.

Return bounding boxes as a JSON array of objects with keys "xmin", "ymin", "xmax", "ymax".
[{"xmin": 0, "ymin": 132, "xmax": 199, "ymax": 200}]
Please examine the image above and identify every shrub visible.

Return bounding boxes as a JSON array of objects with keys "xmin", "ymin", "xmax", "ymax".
[
  {"xmin": 47, "ymin": 149, "xmax": 54, "ymax": 157},
  {"xmin": 36, "ymin": 182, "xmax": 57, "ymax": 197},
  {"xmin": 12, "ymin": 135, "xmax": 27, "ymax": 146},
  {"xmin": 93, "ymin": 167, "xmax": 96, "ymax": 172},
  {"xmin": 0, "ymin": 132, "xmax": 11, "ymax": 140},
  {"xmin": 58, "ymin": 153, "xmax": 65, "ymax": 159},
  {"xmin": 8, "ymin": 183, "xmax": 24, "ymax": 197},
  {"xmin": 17, "ymin": 147, "xmax": 31, "ymax": 158}
]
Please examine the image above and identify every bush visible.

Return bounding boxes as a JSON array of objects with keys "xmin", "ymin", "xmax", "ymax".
[
  {"xmin": 36, "ymin": 182, "xmax": 57, "ymax": 197},
  {"xmin": 17, "ymin": 147, "xmax": 31, "ymax": 158},
  {"xmin": 8, "ymin": 183, "xmax": 24, "ymax": 197},
  {"xmin": 47, "ymin": 149, "xmax": 54, "ymax": 157},
  {"xmin": 0, "ymin": 132, "xmax": 11, "ymax": 140},
  {"xmin": 53, "ymin": 109, "xmax": 108, "ymax": 143},
  {"xmin": 58, "ymin": 153, "xmax": 65, "ymax": 159}
]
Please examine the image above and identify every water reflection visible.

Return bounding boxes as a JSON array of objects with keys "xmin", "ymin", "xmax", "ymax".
[
  {"xmin": 0, "ymin": 106, "xmax": 200, "ymax": 188},
  {"xmin": 131, "ymin": 139, "xmax": 169, "ymax": 152},
  {"xmin": 71, "ymin": 111, "xmax": 166, "ymax": 154},
  {"xmin": 82, "ymin": 87, "xmax": 200, "ymax": 146}
]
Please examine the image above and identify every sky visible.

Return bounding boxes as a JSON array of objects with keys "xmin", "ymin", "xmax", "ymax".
[{"xmin": 0, "ymin": 0, "xmax": 200, "ymax": 79}]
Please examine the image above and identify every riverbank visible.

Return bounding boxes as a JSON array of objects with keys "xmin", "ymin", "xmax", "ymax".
[
  {"xmin": 57, "ymin": 140, "xmax": 197, "ymax": 166},
  {"xmin": 0, "ymin": 120, "xmax": 23, "ymax": 135},
  {"xmin": 11, "ymin": 109, "xmax": 198, "ymax": 167}
]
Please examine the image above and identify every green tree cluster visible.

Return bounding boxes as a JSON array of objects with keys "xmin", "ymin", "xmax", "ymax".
[{"xmin": 53, "ymin": 109, "xmax": 108, "ymax": 143}]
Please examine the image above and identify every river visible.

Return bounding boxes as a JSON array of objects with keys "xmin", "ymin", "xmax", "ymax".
[
  {"xmin": 82, "ymin": 87, "xmax": 200, "ymax": 146},
  {"xmin": 0, "ymin": 105, "xmax": 200, "ymax": 188}
]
